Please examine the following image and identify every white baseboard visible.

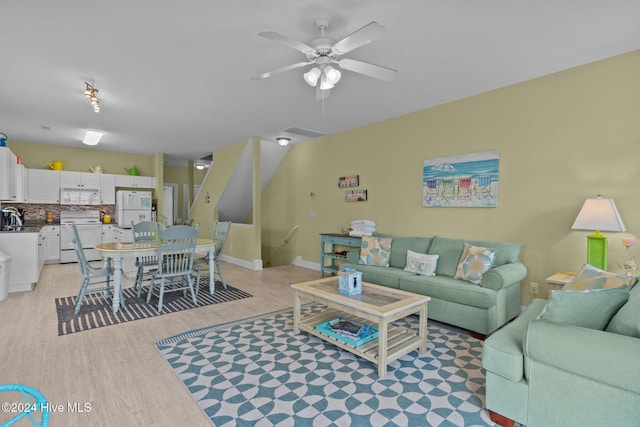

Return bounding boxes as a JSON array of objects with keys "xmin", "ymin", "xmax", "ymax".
[
  {"xmin": 292, "ymin": 256, "xmax": 320, "ymax": 271},
  {"xmin": 221, "ymin": 254, "xmax": 263, "ymax": 271}
]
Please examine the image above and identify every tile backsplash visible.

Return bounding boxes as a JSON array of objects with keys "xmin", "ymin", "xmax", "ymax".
[{"xmin": 20, "ymin": 204, "xmax": 114, "ymax": 222}]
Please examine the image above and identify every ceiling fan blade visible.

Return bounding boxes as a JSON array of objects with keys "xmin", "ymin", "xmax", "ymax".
[
  {"xmin": 258, "ymin": 31, "xmax": 315, "ymax": 55},
  {"xmin": 332, "ymin": 21, "xmax": 387, "ymax": 55},
  {"xmin": 252, "ymin": 61, "xmax": 314, "ymax": 80},
  {"xmin": 338, "ymin": 58, "xmax": 397, "ymax": 82}
]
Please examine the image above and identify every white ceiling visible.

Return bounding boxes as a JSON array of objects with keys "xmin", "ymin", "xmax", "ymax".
[{"xmin": 2, "ymin": 1, "xmax": 639, "ymax": 165}]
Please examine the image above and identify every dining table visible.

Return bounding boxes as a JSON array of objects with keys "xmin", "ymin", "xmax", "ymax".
[{"xmin": 94, "ymin": 238, "xmax": 216, "ymax": 313}]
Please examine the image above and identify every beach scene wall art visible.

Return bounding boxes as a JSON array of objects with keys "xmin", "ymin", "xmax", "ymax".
[{"xmin": 423, "ymin": 150, "xmax": 499, "ymax": 208}]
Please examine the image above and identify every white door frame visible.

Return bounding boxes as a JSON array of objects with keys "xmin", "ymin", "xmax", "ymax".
[{"xmin": 163, "ymin": 183, "xmax": 178, "ymax": 226}]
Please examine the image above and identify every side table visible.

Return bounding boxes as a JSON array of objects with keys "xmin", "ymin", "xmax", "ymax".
[
  {"xmin": 320, "ymin": 233, "xmax": 361, "ymax": 276},
  {"xmin": 545, "ymin": 271, "xmax": 576, "ymax": 291}
]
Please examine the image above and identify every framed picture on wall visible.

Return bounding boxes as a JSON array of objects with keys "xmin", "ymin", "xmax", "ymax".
[
  {"xmin": 422, "ymin": 150, "xmax": 499, "ymax": 208},
  {"xmin": 346, "ymin": 189, "xmax": 367, "ymax": 202},
  {"xmin": 339, "ymin": 175, "xmax": 359, "ymax": 188}
]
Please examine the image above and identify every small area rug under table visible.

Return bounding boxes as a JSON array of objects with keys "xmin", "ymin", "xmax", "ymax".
[
  {"xmin": 55, "ymin": 280, "xmax": 252, "ymax": 336},
  {"xmin": 156, "ymin": 304, "xmax": 497, "ymax": 427}
]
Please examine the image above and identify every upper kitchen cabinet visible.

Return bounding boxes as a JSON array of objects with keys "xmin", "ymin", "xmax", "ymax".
[
  {"xmin": 60, "ymin": 171, "xmax": 100, "ymax": 190},
  {"xmin": 100, "ymin": 173, "xmax": 116, "ymax": 204},
  {"xmin": 15, "ymin": 164, "xmax": 28, "ymax": 203},
  {"xmin": 0, "ymin": 147, "xmax": 18, "ymax": 201},
  {"xmin": 115, "ymin": 174, "xmax": 156, "ymax": 189},
  {"xmin": 28, "ymin": 169, "xmax": 60, "ymax": 203}
]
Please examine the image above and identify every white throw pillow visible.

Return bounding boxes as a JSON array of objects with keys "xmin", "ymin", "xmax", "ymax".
[{"xmin": 404, "ymin": 250, "xmax": 439, "ymax": 276}]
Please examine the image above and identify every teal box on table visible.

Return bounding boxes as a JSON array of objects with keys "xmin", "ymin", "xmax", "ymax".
[{"xmin": 338, "ymin": 268, "xmax": 362, "ymax": 295}]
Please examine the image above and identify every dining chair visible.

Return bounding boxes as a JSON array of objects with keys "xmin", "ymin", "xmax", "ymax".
[
  {"xmin": 146, "ymin": 224, "xmax": 199, "ymax": 312},
  {"xmin": 68, "ymin": 223, "xmax": 116, "ymax": 315},
  {"xmin": 194, "ymin": 221, "xmax": 231, "ymax": 293},
  {"xmin": 131, "ymin": 221, "xmax": 161, "ymax": 297}
]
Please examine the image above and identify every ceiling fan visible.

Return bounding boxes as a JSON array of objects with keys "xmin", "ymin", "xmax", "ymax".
[{"xmin": 252, "ymin": 19, "xmax": 397, "ymax": 99}]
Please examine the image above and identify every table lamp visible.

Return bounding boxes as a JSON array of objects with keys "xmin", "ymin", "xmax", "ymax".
[{"xmin": 571, "ymin": 195, "xmax": 626, "ymax": 270}]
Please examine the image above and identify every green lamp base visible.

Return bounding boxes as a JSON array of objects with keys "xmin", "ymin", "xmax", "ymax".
[{"xmin": 586, "ymin": 231, "xmax": 608, "ymax": 270}]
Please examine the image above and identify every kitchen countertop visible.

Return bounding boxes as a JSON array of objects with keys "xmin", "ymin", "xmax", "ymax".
[{"xmin": 0, "ymin": 220, "xmax": 60, "ymax": 233}]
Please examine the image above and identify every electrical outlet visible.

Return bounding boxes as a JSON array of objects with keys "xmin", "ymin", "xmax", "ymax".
[{"xmin": 530, "ymin": 282, "xmax": 539, "ymax": 295}]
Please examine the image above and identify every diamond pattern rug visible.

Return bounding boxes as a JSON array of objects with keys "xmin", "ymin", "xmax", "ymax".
[{"xmin": 157, "ymin": 304, "xmax": 497, "ymax": 427}]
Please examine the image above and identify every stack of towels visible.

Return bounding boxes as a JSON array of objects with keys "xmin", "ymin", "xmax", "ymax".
[{"xmin": 349, "ymin": 219, "xmax": 376, "ymax": 237}]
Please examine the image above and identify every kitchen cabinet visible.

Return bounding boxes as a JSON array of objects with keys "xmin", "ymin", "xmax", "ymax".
[
  {"xmin": 15, "ymin": 164, "xmax": 28, "ymax": 203},
  {"xmin": 44, "ymin": 225, "xmax": 61, "ymax": 263},
  {"xmin": 115, "ymin": 174, "xmax": 156, "ymax": 189},
  {"xmin": 100, "ymin": 174, "xmax": 116, "ymax": 204},
  {"xmin": 28, "ymin": 169, "xmax": 60, "ymax": 203},
  {"xmin": 0, "ymin": 232, "xmax": 40, "ymax": 292},
  {"xmin": 60, "ymin": 171, "xmax": 100, "ymax": 190},
  {"xmin": 102, "ymin": 224, "xmax": 120, "ymax": 243},
  {"xmin": 0, "ymin": 147, "xmax": 18, "ymax": 201},
  {"xmin": 38, "ymin": 229, "xmax": 46, "ymax": 273}
]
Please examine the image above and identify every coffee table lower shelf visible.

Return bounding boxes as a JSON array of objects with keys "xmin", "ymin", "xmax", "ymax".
[{"xmin": 296, "ymin": 308, "xmax": 424, "ymax": 376}]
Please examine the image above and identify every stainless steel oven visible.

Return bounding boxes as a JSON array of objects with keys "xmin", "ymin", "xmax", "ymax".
[{"xmin": 60, "ymin": 210, "xmax": 103, "ymax": 263}]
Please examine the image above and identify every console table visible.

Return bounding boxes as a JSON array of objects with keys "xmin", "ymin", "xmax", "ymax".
[{"xmin": 320, "ymin": 233, "xmax": 361, "ymax": 276}]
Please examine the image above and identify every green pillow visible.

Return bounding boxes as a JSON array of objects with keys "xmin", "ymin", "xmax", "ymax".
[
  {"xmin": 606, "ymin": 286, "xmax": 640, "ymax": 337},
  {"xmin": 540, "ymin": 286, "xmax": 630, "ymax": 330}
]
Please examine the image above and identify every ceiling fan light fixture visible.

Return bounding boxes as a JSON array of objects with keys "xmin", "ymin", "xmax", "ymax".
[
  {"xmin": 319, "ymin": 75, "xmax": 334, "ymax": 91},
  {"xmin": 276, "ymin": 137, "xmax": 291, "ymax": 146},
  {"xmin": 324, "ymin": 66, "xmax": 341, "ymax": 84},
  {"xmin": 303, "ymin": 67, "xmax": 321, "ymax": 86}
]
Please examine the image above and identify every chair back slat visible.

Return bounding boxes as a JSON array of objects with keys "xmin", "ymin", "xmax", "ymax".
[
  {"xmin": 156, "ymin": 224, "xmax": 198, "ymax": 276},
  {"xmin": 212, "ymin": 221, "xmax": 231, "ymax": 258},
  {"xmin": 67, "ymin": 224, "xmax": 91, "ymax": 277}
]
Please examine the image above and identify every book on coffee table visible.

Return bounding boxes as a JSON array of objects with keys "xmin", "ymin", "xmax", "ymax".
[{"xmin": 316, "ymin": 317, "xmax": 379, "ymax": 347}]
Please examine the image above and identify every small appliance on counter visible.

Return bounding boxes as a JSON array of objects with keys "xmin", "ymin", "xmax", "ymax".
[{"xmin": 114, "ymin": 190, "xmax": 152, "ymax": 228}]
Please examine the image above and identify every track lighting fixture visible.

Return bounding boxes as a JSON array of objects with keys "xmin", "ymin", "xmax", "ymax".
[{"xmin": 84, "ymin": 82, "xmax": 100, "ymax": 113}]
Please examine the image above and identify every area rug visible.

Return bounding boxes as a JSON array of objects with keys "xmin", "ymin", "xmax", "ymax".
[
  {"xmin": 55, "ymin": 280, "xmax": 252, "ymax": 336},
  {"xmin": 156, "ymin": 304, "xmax": 497, "ymax": 427}
]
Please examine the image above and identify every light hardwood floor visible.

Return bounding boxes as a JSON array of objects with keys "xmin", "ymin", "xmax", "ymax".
[{"xmin": 0, "ymin": 261, "xmax": 319, "ymax": 426}]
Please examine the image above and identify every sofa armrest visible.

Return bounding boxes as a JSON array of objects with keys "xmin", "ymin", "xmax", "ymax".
[
  {"xmin": 480, "ymin": 262, "xmax": 527, "ymax": 291},
  {"xmin": 524, "ymin": 320, "xmax": 640, "ymax": 394},
  {"xmin": 346, "ymin": 249, "xmax": 360, "ymax": 264}
]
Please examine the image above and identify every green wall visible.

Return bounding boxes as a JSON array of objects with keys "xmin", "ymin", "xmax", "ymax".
[
  {"xmin": 260, "ymin": 50, "xmax": 640, "ymax": 305},
  {"xmin": 8, "ymin": 140, "xmax": 155, "ymax": 175}
]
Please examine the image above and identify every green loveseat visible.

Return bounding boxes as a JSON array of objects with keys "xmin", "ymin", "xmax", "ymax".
[
  {"xmin": 482, "ymin": 287, "xmax": 640, "ymax": 427},
  {"xmin": 341, "ymin": 233, "xmax": 527, "ymax": 335}
]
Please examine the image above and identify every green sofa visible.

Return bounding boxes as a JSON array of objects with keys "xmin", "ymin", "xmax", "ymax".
[
  {"xmin": 341, "ymin": 233, "xmax": 527, "ymax": 335},
  {"xmin": 482, "ymin": 288, "xmax": 640, "ymax": 427}
]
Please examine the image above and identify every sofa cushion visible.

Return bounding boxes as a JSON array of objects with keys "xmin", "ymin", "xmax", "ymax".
[
  {"xmin": 400, "ymin": 275, "xmax": 495, "ymax": 309},
  {"xmin": 342, "ymin": 264, "xmax": 405, "ymax": 289},
  {"xmin": 483, "ymin": 298, "xmax": 547, "ymax": 382},
  {"xmin": 404, "ymin": 250, "xmax": 438, "ymax": 276},
  {"xmin": 428, "ymin": 236, "xmax": 522, "ymax": 277},
  {"xmin": 563, "ymin": 264, "xmax": 637, "ymax": 291},
  {"xmin": 454, "ymin": 243, "xmax": 496, "ymax": 284},
  {"xmin": 373, "ymin": 232, "xmax": 432, "ymax": 268},
  {"xmin": 359, "ymin": 236, "xmax": 392, "ymax": 267},
  {"xmin": 427, "ymin": 237, "xmax": 466, "ymax": 277},
  {"xmin": 606, "ymin": 283, "xmax": 640, "ymax": 337},
  {"xmin": 540, "ymin": 287, "xmax": 630, "ymax": 330}
]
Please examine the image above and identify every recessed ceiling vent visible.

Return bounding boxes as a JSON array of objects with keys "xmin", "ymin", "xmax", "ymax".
[{"xmin": 282, "ymin": 126, "xmax": 327, "ymax": 139}]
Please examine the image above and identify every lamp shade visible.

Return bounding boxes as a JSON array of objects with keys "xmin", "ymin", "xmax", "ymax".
[
  {"xmin": 571, "ymin": 196, "xmax": 626, "ymax": 232},
  {"xmin": 303, "ymin": 67, "xmax": 321, "ymax": 86}
]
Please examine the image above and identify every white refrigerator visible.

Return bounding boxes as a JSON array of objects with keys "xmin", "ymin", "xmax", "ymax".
[{"xmin": 115, "ymin": 190, "xmax": 152, "ymax": 228}]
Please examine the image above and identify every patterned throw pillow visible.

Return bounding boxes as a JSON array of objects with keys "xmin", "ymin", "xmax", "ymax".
[
  {"xmin": 359, "ymin": 236, "xmax": 392, "ymax": 267},
  {"xmin": 563, "ymin": 264, "xmax": 637, "ymax": 291},
  {"xmin": 404, "ymin": 250, "xmax": 439, "ymax": 276},
  {"xmin": 454, "ymin": 243, "xmax": 496, "ymax": 284}
]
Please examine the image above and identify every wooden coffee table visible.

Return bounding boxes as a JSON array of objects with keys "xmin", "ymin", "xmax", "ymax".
[{"xmin": 291, "ymin": 278, "xmax": 430, "ymax": 377}]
